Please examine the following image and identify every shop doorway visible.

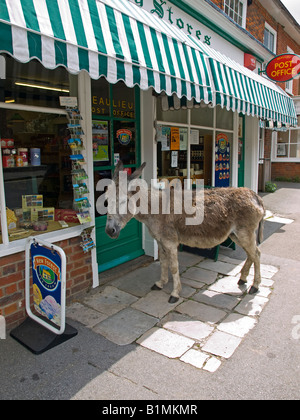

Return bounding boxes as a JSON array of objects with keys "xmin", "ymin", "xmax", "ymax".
[
  {"xmin": 238, "ymin": 115, "xmax": 245, "ymax": 187},
  {"xmin": 92, "ymin": 81, "xmax": 144, "ymax": 273}
]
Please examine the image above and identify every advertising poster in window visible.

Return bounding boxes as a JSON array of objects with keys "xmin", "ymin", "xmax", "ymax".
[
  {"xmin": 215, "ymin": 133, "xmax": 230, "ymax": 187},
  {"xmin": 170, "ymin": 127, "xmax": 180, "ymax": 150},
  {"xmin": 92, "ymin": 120, "xmax": 109, "ymax": 161}
]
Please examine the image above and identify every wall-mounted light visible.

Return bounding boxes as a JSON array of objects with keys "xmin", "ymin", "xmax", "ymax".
[{"xmin": 15, "ymin": 82, "xmax": 69, "ymax": 93}]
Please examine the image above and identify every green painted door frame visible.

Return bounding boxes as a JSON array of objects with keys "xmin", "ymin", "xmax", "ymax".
[
  {"xmin": 238, "ymin": 114, "xmax": 245, "ymax": 187},
  {"xmin": 93, "ymin": 84, "xmax": 144, "ymax": 273}
]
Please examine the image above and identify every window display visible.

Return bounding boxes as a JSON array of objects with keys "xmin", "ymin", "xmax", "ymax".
[{"xmin": 0, "ymin": 109, "xmax": 81, "ymax": 242}]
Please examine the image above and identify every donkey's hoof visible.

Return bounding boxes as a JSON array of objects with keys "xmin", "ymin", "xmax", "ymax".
[
  {"xmin": 249, "ymin": 286, "xmax": 259, "ymax": 295},
  {"xmin": 168, "ymin": 296, "xmax": 179, "ymax": 304},
  {"xmin": 151, "ymin": 284, "xmax": 162, "ymax": 291},
  {"xmin": 238, "ymin": 279, "xmax": 247, "ymax": 286}
]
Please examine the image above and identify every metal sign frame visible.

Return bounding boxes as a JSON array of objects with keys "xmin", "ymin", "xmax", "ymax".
[{"xmin": 25, "ymin": 237, "xmax": 67, "ymax": 335}]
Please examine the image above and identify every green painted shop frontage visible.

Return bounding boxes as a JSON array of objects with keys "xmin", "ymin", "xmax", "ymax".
[{"xmin": 92, "ymin": 81, "xmax": 144, "ymax": 272}]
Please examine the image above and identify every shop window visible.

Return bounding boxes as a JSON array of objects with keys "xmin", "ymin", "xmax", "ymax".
[
  {"xmin": 92, "ymin": 80, "xmax": 139, "ymax": 217},
  {"xmin": 273, "ymin": 118, "xmax": 300, "ymax": 160},
  {"xmin": 157, "ymin": 107, "xmax": 188, "ymax": 124},
  {"xmin": 224, "ymin": 0, "xmax": 247, "ymax": 27},
  {"xmin": 216, "ymin": 106, "xmax": 234, "ymax": 130},
  {"xmin": 191, "ymin": 105, "xmax": 214, "ymax": 127},
  {"xmin": 1, "ymin": 110, "xmax": 81, "ymax": 243},
  {"xmin": 0, "ymin": 55, "xmax": 70, "ymax": 108}
]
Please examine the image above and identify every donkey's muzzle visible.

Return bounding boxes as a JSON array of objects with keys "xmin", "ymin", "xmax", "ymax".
[{"xmin": 105, "ymin": 224, "xmax": 120, "ymax": 239}]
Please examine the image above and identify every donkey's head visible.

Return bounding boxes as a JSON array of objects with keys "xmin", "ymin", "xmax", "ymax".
[{"xmin": 105, "ymin": 160, "xmax": 146, "ymax": 239}]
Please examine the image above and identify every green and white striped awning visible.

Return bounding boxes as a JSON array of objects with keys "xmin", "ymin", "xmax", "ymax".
[
  {"xmin": 190, "ymin": 38, "xmax": 297, "ymax": 126},
  {"xmin": 0, "ymin": 0, "xmax": 297, "ymax": 126},
  {"xmin": 0, "ymin": 0, "xmax": 213, "ymax": 104}
]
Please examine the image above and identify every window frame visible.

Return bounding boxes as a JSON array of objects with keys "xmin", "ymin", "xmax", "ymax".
[
  {"xmin": 264, "ymin": 22, "xmax": 277, "ymax": 54},
  {"xmin": 0, "ymin": 102, "xmax": 86, "ymax": 255},
  {"xmin": 272, "ymin": 124, "xmax": 300, "ymax": 163},
  {"xmin": 223, "ymin": 0, "xmax": 247, "ymax": 28}
]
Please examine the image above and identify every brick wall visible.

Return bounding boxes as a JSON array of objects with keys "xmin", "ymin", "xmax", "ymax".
[
  {"xmin": 0, "ymin": 236, "xmax": 93, "ymax": 331},
  {"xmin": 209, "ymin": 0, "xmax": 300, "ymax": 95},
  {"xmin": 272, "ymin": 162, "xmax": 300, "ymax": 180}
]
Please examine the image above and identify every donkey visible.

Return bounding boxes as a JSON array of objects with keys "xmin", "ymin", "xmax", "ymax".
[{"xmin": 105, "ymin": 161, "xmax": 265, "ymax": 303}]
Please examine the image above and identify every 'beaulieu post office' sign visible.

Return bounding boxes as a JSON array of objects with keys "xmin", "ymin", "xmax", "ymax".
[{"xmin": 265, "ymin": 53, "xmax": 300, "ymax": 83}]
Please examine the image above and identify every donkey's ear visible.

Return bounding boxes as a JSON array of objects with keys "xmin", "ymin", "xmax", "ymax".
[
  {"xmin": 113, "ymin": 160, "xmax": 124, "ymax": 181},
  {"xmin": 129, "ymin": 162, "xmax": 146, "ymax": 181}
]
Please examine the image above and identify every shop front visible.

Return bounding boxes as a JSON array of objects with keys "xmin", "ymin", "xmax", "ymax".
[{"xmin": 0, "ymin": 0, "xmax": 297, "ymax": 331}]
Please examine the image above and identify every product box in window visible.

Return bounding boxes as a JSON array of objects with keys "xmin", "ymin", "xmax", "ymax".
[
  {"xmin": 22, "ymin": 195, "xmax": 43, "ymax": 210},
  {"xmin": 55, "ymin": 209, "xmax": 79, "ymax": 223},
  {"xmin": 31, "ymin": 207, "xmax": 55, "ymax": 222}
]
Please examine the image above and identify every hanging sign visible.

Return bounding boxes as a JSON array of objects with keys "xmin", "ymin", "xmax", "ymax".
[
  {"xmin": 215, "ymin": 133, "xmax": 230, "ymax": 188},
  {"xmin": 25, "ymin": 238, "xmax": 66, "ymax": 335},
  {"xmin": 265, "ymin": 53, "xmax": 300, "ymax": 82}
]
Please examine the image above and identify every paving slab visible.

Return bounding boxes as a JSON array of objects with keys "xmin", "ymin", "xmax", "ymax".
[
  {"xmin": 110, "ymin": 263, "xmax": 161, "ymax": 297},
  {"xmin": 137, "ymin": 327, "xmax": 194, "ymax": 358},
  {"xmin": 197, "ymin": 259, "xmax": 242, "ymax": 276},
  {"xmin": 160, "ymin": 312, "xmax": 214, "ymax": 341},
  {"xmin": 217, "ymin": 313, "xmax": 257, "ymax": 337},
  {"xmin": 131, "ymin": 290, "xmax": 183, "ymax": 318},
  {"xmin": 201, "ymin": 330, "xmax": 242, "ymax": 358},
  {"xmin": 193, "ymin": 289, "xmax": 240, "ymax": 310},
  {"xmin": 93, "ymin": 307, "xmax": 158, "ymax": 345},
  {"xmin": 235, "ymin": 295, "xmax": 269, "ymax": 316},
  {"xmin": 84, "ymin": 286, "xmax": 138, "ymax": 316},
  {"xmin": 178, "ymin": 251, "xmax": 205, "ymax": 268},
  {"xmin": 176, "ymin": 300, "xmax": 227, "ymax": 324},
  {"xmin": 182, "ymin": 266, "xmax": 218, "ymax": 285},
  {"xmin": 181, "ymin": 277, "xmax": 206, "ymax": 290},
  {"xmin": 209, "ymin": 276, "xmax": 247, "ymax": 296},
  {"xmin": 203, "ymin": 356, "xmax": 222, "ymax": 373},
  {"xmin": 66, "ymin": 302, "xmax": 108, "ymax": 328},
  {"xmin": 180, "ymin": 349, "xmax": 209, "ymax": 369},
  {"xmin": 65, "ymin": 254, "xmax": 277, "ymax": 373},
  {"xmin": 163, "ymin": 282, "xmax": 196, "ymax": 299},
  {"xmin": 249, "ymin": 265, "xmax": 278, "ymax": 279}
]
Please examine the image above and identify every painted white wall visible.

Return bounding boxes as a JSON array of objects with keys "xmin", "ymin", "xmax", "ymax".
[
  {"xmin": 140, "ymin": 89, "xmax": 158, "ymax": 259},
  {"xmin": 244, "ymin": 116, "xmax": 259, "ymax": 192},
  {"xmin": 78, "ymin": 72, "xmax": 99, "ymax": 288}
]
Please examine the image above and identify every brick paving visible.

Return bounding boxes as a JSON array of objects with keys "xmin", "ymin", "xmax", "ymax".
[{"xmin": 67, "ymin": 251, "xmax": 278, "ymax": 373}]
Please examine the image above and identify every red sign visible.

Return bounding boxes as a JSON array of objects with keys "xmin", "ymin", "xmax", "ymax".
[
  {"xmin": 244, "ymin": 53, "xmax": 256, "ymax": 71},
  {"xmin": 266, "ymin": 54, "xmax": 300, "ymax": 82}
]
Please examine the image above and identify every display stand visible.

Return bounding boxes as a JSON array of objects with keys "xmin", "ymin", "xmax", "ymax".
[
  {"xmin": 10, "ymin": 237, "xmax": 78, "ymax": 354},
  {"xmin": 10, "ymin": 317, "xmax": 77, "ymax": 355}
]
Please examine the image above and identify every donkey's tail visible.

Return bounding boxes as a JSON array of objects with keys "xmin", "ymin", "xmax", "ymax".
[{"xmin": 257, "ymin": 217, "xmax": 264, "ymax": 245}]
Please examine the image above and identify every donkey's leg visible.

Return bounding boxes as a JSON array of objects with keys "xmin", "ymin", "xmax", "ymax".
[
  {"xmin": 249, "ymin": 245, "xmax": 261, "ymax": 294},
  {"xmin": 229, "ymin": 233, "xmax": 252, "ymax": 286},
  {"xmin": 151, "ymin": 242, "xmax": 169, "ymax": 291},
  {"xmin": 167, "ymin": 245, "xmax": 181, "ymax": 304},
  {"xmin": 231, "ymin": 231, "xmax": 261, "ymax": 294}
]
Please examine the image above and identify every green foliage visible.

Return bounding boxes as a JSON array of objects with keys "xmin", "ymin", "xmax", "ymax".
[{"xmin": 265, "ymin": 182, "xmax": 277, "ymax": 193}]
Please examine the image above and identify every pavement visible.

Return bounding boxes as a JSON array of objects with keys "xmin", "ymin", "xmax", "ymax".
[{"xmin": 1, "ymin": 182, "xmax": 300, "ymax": 400}]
